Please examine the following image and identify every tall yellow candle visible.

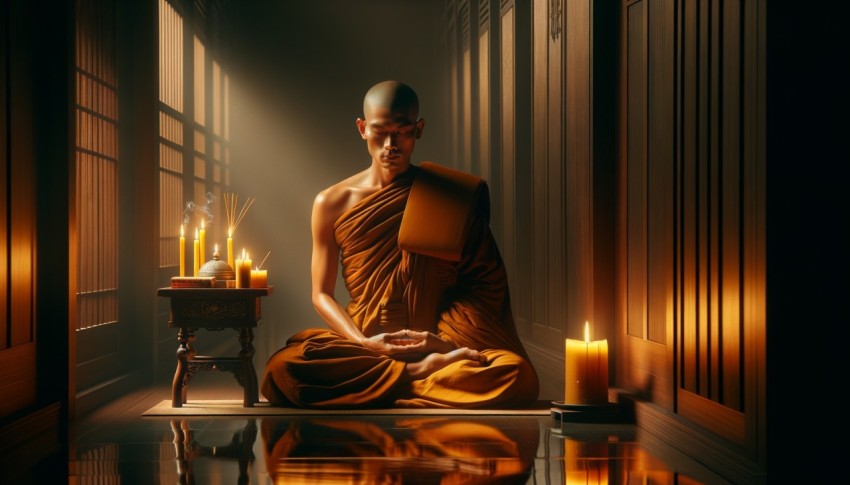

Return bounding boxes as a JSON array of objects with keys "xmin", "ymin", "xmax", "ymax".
[
  {"xmin": 179, "ymin": 225, "xmax": 185, "ymax": 277},
  {"xmin": 193, "ymin": 228, "xmax": 200, "ymax": 276},
  {"xmin": 227, "ymin": 229, "xmax": 234, "ymax": 270},
  {"xmin": 564, "ymin": 321, "xmax": 609, "ymax": 405},
  {"xmin": 199, "ymin": 219, "xmax": 206, "ymax": 265},
  {"xmin": 235, "ymin": 249, "xmax": 252, "ymax": 288}
]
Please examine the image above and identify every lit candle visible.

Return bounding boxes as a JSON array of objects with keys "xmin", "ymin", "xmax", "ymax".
[
  {"xmin": 564, "ymin": 321, "xmax": 609, "ymax": 405},
  {"xmin": 193, "ymin": 228, "xmax": 200, "ymax": 276},
  {"xmin": 235, "ymin": 249, "xmax": 252, "ymax": 288},
  {"xmin": 199, "ymin": 219, "xmax": 206, "ymax": 265},
  {"xmin": 250, "ymin": 267, "xmax": 268, "ymax": 288},
  {"xmin": 227, "ymin": 229, "xmax": 234, "ymax": 270},
  {"xmin": 179, "ymin": 225, "xmax": 185, "ymax": 277}
]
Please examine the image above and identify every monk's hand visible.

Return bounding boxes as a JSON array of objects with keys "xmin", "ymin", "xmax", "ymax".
[
  {"xmin": 360, "ymin": 330, "xmax": 428, "ymax": 356},
  {"xmin": 394, "ymin": 330, "xmax": 454, "ymax": 355}
]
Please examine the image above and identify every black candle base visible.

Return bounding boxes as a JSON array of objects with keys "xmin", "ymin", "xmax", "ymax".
[{"xmin": 550, "ymin": 401, "xmax": 629, "ymax": 424}]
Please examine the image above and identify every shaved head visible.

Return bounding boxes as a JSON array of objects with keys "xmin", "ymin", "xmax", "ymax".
[{"xmin": 363, "ymin": 80, "xmax": 420, "ymax": 119}]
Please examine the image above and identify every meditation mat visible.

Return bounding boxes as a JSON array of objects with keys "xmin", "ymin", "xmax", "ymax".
[{"xmin": 143, "ymin": 400, "xmax": 553, "ymax": 417}]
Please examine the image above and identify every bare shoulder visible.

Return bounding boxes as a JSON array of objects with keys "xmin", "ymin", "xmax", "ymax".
[{"xmin": 313, "ymin": 169, "xmax": 376, "ymax": 224}]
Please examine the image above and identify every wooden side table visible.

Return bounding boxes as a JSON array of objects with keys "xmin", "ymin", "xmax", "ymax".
[{"xmin": 157, "ymin": 287, "xmax": 273, "ymax": 407}]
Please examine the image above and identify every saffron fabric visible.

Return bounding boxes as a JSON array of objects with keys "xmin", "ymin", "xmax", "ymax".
[{"xmin": 261, "ymin": 164, "xmax": 538, "ymax": 408}]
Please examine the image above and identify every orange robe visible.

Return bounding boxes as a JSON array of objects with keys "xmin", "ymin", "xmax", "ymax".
[{"xmin": 261, "ymin": 163, "xmax": 539, "ymax": 408}]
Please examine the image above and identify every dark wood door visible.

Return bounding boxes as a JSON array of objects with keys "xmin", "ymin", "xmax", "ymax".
[{"xmin": 619, "ymin": 0, "xmax": 766, "ymax": 459}]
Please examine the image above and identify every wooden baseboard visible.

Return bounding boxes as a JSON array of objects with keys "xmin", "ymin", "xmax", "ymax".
[
  {"xmin": 521, "ymin": 339, "xmax": 564, "ymax": 401},
  {"xmin": 615, "ymin": 391, "xmax": 767, "ymax": 485},
  {"xmin": 75, "ymin": 369, "xmax": 147, "ymax": 418},
  {"xmin": 0, "ymin": 402, "xmax": 64, "ymax": 482}
]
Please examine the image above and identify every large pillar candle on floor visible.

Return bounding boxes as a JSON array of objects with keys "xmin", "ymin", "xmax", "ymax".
[{"xmin": 564, "ymin": 321, "xmax": 609, "ymax": 405}]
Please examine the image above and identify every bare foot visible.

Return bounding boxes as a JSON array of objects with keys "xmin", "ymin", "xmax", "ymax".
[{"xmin": 404, "ymin": 348, "xmax": 486, "ymax": 381}]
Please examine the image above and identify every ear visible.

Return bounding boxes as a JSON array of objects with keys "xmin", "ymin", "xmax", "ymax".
[
  {"xmin": 355, "ymin": 118, "xmax": 367, "ymax": 140},
  {"xmin": 415, "ymin": 118, "xmax": 425, "ymax": 139}
]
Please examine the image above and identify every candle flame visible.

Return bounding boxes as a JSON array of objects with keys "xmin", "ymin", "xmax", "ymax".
[
  {"xmin": 214, "ymin": 243, "xmax": 218, "ymax": 252},
  {"xmin": 180, "ymin": 224, "xmax": 184, "ymax": 237},
  {"xmin": 228, "ymin": 228, "xmax": 232, "ymax": 238},
  {"xmin": 201, "ymin": 219, "xmax": 205, "ymax": 229},
  {"xmin": 194, "ymin": 228, "xmax": 199, "ymax": 239},
  {"xmin": 584, "ymin": 321, "xmax": 590, "ymax": 343}
]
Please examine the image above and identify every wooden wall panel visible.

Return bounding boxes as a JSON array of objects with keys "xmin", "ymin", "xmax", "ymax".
[
  {"xmin": 1, "ymin": 0, "xmax": 7, "ymax": 351},
  {"xmin": 621, "ymin": 0, "xmax": 764, "ymax": 455},
  {"xmin": 678, "ymin": 0, "xmax": 747, "ymax": 411},
  {"xmin": 626, "ymin": 1, "xmax": 647, "ymax": 341},
  {"xmin": 529, "ymin": 0, "xmax": 567, "ymax": 346},
  {"xmin": 719, "ymin": 0, "xmax": 742, "ymax": 411},
  {"xmin": 499, "ymin": 4, "xmax": 515, "ymax": 290},
  {"xmin": 531, "ymin": 0, "xmax": 548, "ymax": 333},
  {"xmin": 477, "ymin": 28, "xmax": 490, "ymax": 192},
  {"xmin": 544, "ymin": 3, "xmax": 564, "ymax": 341},
  {"xmin": 565, "ymin": 0, "xmax": 593, "ymax": 336},
  {"xmin": 646, "ymin": 0, "xmax": 674, "ymax": 347},
  {"xmin": 680, "ymin": 0, "xmax": 698, "ymax": 396},
  {"xmin": 460, "ymin": 0, "xmax": 473, "ymax": 174},
  {"xmin": 0, "ymin": 0, "xmax": 37, "ymax": 418}
]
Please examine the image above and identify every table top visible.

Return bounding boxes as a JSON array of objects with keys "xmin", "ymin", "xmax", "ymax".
[{"xmin": 157, "ymin": 286, "xmax": 274, "ymax": 297}]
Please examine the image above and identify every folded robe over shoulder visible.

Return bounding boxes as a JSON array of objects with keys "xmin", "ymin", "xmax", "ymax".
[
  {"xmin": 398, "ymin": 161, "xmax": 489, "ymax": 262},
  {"xmin": 261, "ymin": 163, "xmax": 539, "ymax": 409}
]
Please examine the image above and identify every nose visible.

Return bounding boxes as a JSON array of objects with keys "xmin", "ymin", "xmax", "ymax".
[{"xmin": 384, "ymin": 135, "xmax": 397, "ymax": 151}]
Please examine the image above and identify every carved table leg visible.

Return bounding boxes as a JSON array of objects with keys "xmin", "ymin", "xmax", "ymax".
[
  {"xmin": 182, "ymin": 332, "xmax": 196, "ymax": 404},
  {"xmin": 172, "ymin": 327, "xmax": 190, "ymax": 407},
  {"xmin": 239, "ymin": 328, "xmax": 258, "ymax": 407}
]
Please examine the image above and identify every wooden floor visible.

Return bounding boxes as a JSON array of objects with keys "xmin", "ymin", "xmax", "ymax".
[{"xmin": 59, "ymin": 375, "xmax": 732, "ymax": 484}]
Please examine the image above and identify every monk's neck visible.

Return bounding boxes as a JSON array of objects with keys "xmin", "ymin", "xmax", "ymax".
[{"xmin": 369, "ymin": 163, "xmax": 416, "ymax": 188}]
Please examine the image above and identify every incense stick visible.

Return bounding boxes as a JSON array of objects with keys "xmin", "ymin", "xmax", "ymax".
[
  {"xmin": 223, "ymin": 192, "xmax": 255, "ymax": 235},
  {"xmin": 258, "ymin": 251, "xmax": 271, "ymax": 270}
]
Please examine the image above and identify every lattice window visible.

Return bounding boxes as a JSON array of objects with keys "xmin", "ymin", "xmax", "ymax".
[
  {"xmin": 75, "ymin": 0, "xmax": 119, "ymax": 330},
  {"xmin": 159, "ymin": 0, "xmax": 230, "ymax": 273},
  {"xmin": 159, "ymin": 0, "xmax": 185, "ymax": 269}
]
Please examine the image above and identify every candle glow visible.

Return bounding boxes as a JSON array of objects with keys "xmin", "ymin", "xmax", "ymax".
[
  {"xmin": 250, "ymin": 267, "xmax": 268, "ymax": 288},
  {"xmin": 235, "ymin": 249, "xmax": 252, "ymax": 288},
  {"xmin": 564, "ymin": 321, "xmax": 609, "ymax": 405}
]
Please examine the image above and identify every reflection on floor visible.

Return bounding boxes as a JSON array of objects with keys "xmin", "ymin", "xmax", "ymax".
[{"xmin": 68, "ymin": 379, "xmax": 733, "ymax": 484}]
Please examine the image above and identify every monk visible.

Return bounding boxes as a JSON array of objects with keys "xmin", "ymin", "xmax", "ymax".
[{"xmin": 260, "ymin": 80, "xmax": 539, "ymax": 408}]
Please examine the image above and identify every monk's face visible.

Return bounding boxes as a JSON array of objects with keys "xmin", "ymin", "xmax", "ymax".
[{"xmin": 357, "ymin": 103, "xmax": 425, "ymax": 172}]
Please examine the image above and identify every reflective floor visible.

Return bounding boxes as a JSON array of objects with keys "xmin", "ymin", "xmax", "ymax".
[{"xmin": 66, "ymin": 379, "xmax": 734, "ymax": 484}]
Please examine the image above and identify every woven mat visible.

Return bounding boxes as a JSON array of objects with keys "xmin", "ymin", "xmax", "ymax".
[{"xmin": 143, "ymin": 399, "xmax": 553, "ymax": 417}]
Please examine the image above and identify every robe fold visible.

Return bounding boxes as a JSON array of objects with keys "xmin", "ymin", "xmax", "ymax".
[{"xmin": 261, "ymin": 163, "xmax": 539, "ymax": 408}]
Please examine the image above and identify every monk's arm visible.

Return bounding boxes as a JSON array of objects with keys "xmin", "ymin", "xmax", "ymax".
[
  {"xmin": 310, "ymin": 191, "xmax": 420, "ymax": 355},
  {"xmin": 310, "ymin": 191, "xmax": 368, "ymax": 343}
]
